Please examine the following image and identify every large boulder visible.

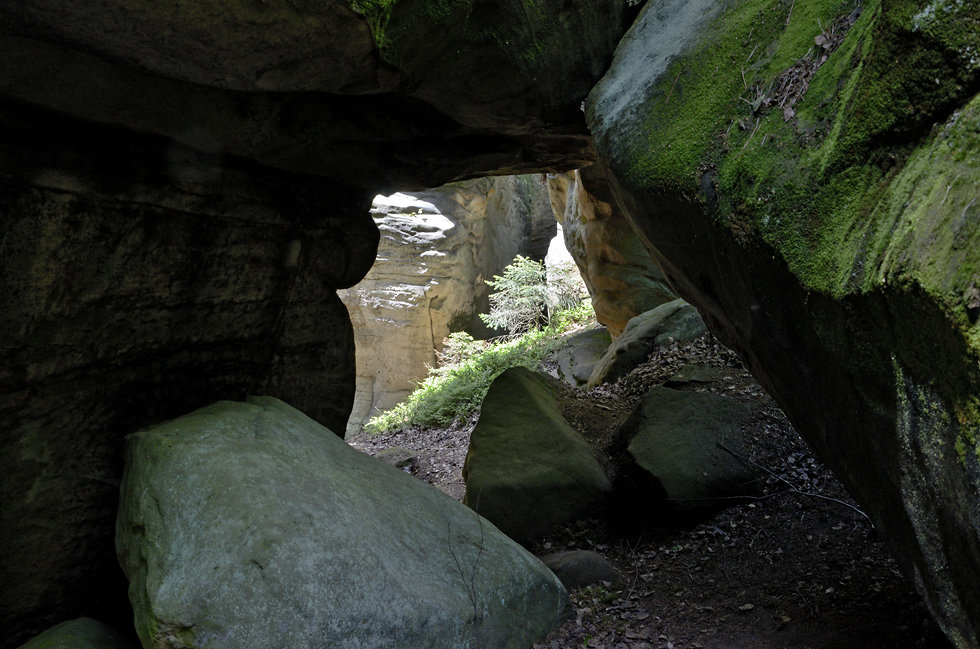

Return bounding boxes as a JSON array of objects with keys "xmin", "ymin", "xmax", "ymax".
[
  {"xmin": 589, "ymin": 1, "xmax": 980, "ymax": 646},
  {"xmin": 340, "ymin": 176, "xmax": 555, "ymax": 435},
  {"xmin": 463, "ymin": 368, "xmax": 612, "ymax": 544},
  {"xmin": 548, "ymin": 166, "xmax": 676, "ymax": 337},
  {"xmin": 618, "ymin": 387, "xmax": 760, "ymax": 508},
  {"xmin": 538, "ymin": 551, "xmax": 620, "ymax": 591},
  {"xmin": 587, "ymin": 299, "xmax": 707, "ymax": 388},
  {"xmin": 14, "ymin": 618, "xmax": 134, "ymax": 649},
  {"xmin": 116, "ymin": 396, "xmax": 570, "ymax": 649},
  {"xmin": 554, "ymin": 327, "xmax": 613, "ymax": 388}
]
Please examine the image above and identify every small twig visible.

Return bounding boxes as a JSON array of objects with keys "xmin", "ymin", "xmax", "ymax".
[
  {"xmin": 746, "ymin": 43, "xmax": 760, "ymax": 63},
  {"xmin": 785, "ymin": 0, "xmax": 796, "ymax": 26},
  {"xmin": 741, "ymin": 119, "xmax": 762, "ymax": 150},
  {"xmin": 665, "ymin": 69, "xmax": 683, "ymax": 104},
  {"xmin": 940, "ymin": 184, "xmax": 952, "ymax": 206},
  {"xmin": 717, "ymin": 442, "xmax": 873, "ymax": 524}
]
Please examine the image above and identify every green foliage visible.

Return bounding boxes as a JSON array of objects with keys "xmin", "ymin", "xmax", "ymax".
[
  {"xmin": 552, "ymin": 298, "xmax": 597, "ymax": 332},
  {"xmin": 480, "ymin": 256, "xmax": 587, "ymax": 334},
  {"xmin": 363, "ymin": 327, "xmax": 565, "ymax": 433},
  {"xmin": 479, "ymin": 255, "xmax": 550, "ymax": 334},
  {"xmin": 349, "ymin": 0, "xmax": 398, "ymax": 51},
  {"xmin": 435, "ymin": 332, "xmax": 486, "ymax": 366},
  {"xmin": 364, "ymin": 254, "xmax": 592, "ymax": 433}
]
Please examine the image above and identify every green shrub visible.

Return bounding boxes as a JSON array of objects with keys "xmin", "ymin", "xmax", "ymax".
[{"xmin": 364, "ymin": 328, "xmax": 565, "ymax": 433}]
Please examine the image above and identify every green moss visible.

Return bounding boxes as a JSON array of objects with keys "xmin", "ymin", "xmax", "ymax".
[
  {"xmin": 625, "ymin": 0, "xmax": 855, "ymax": 191},
  {"xmin": 617, "ymin": 0, "xmax": 980, "ymax": 466},
  {"xmin": 625, "ymin": 0, "xmax": 978, "ymax": 298},
  {"xmin": 349, "ymin": 0, "xmax": 399, "ymax": 51}
]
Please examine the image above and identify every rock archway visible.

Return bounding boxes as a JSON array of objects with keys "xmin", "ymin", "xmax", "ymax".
[{"xmin": 2, "ymin": 1, "xmax": 979, "ymax": 647}]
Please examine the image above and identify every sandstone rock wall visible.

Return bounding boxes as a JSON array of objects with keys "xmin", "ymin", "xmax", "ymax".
[
  {"xmin": 0, "ymin": 103, "xmax": 378, "ymax": 645},
  {"xmin": 340, "ymin": 175, "xmax": 555, "ymax": 435},
  {"xmin": 548, "ymin": 166, "xmax": 676, "ymax": 337},
  {"xmin": 588, "ymin": 1, "xmax": 980, "ymax": 646}
]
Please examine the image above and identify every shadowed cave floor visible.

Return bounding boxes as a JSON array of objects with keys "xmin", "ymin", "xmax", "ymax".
[{"xmin": 349, "ymin": 333, "xmax": 953, "ymax": 649}]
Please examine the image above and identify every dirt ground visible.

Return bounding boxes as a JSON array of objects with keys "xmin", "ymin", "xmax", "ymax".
[{"xmin": 348, "ymin": 332, "xmax": 953, "ymax": 649}]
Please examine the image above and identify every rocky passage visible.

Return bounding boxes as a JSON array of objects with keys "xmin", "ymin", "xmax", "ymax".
[
  {"xmin": 3, "ymin": 0, "xmax": 979, "ymax": 645},
  {"xmin": 351, "ymin": 332, "xmax": 953, "ymax": 649}
]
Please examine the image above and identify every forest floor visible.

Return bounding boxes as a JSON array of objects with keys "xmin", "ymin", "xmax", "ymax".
[{"xmin": 349, "ymin": 332, "xmax": 953, "ymax": 649}]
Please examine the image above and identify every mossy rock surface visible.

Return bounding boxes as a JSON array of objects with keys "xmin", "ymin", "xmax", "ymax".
[
  {"xmin": 620, "ymin": 387, "xmax": 760, "ymax": 508},
  {"xmin": 463, "ymin": 367, "xmax": 612, "ymax": 544},
  {"xmin": 589, "ymin": 0, "xmax": 980, "ymax": 646},
  {"xmin": 587, "ymin": 299, "xmax": 707, "ymax": 388}
]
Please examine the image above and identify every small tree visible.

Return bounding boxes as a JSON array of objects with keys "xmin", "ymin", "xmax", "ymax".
[
  {"xmin": 479, "ymin": 255, "xmax": 586, "ymax": 335},
  {"xmin": 479, "ymin": 256, "xmax": 548, "ymax": 334}
]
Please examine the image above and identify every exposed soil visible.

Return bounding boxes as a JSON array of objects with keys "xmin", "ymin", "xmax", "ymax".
[{"xmin": 348, "ymin": 332, "xmax": 953, "ymax": 649}]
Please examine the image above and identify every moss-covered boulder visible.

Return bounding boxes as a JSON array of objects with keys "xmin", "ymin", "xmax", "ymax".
[
  {"xmin": 587, "ymin": 299, "xmax": 707, "ymax": 388},
  {"xmin": 618, "ymin": 387, "xmax": 760, "ymax": 508},
  {"xmin": 554, "ymin": 327, "xmax": 613, "ymax": 387},
  {"xmin": 116, "ymin": 397, "xmax": 570, "ymax": 649},
  {"xmin": 589, "ymin": 0, "xmax": 980, "ymax": 645},
  {"xmin": 462, "ymin": 367, "xmax": 612, "ymax": 544},
  {"xmin": 14, "ymin": 619, "xmax": 133, "ymax": 649}
]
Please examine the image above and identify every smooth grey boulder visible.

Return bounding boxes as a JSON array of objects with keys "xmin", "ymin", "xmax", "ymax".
[
  {"xmin": 587, "ymin": 299, "xmax": 707, "ymax": 388},
  {"xmin": 116, "ymin": 397, "xmax": 570, "ymax": 649},
  {"xmin": 554, "ymin": 327, "xmax": 613, "ymax": 387},
  {"xmin": 463, "ymin": 368, "xmax": 612, "ymax": 544},
  {"xmin": 619, "ymin": 387, "xmax": 761, "ymax": 508},
  {"xmin": 14, "ymin": 618, "xmax": 133, "ymax": 649},
  {"xmin": 538, "ymin": 551, "xmax": 619, "ymax": 591}
]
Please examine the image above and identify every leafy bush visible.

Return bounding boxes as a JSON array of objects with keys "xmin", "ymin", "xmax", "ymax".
[
  {"xmin": 479, "ymin": 255, "xmax": 550, "ymax": 334},
  {"xmin": 435, "ymin": 332, "xmax": 486, "ymax": 366}
]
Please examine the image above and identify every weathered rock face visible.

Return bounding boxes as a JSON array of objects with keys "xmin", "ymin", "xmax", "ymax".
[
  {"xmin": 589, "ymin": 1, "xmax": 980, "ymax": 646},
  {"xmin": 117, "ymin": 397, "xmax": 570, "ymax": 649},
  {"xmin": 548, "ymin": 166, "xmax": 676, "ymax": 337},
  {"xmin": 339, "ymin": 175, "xmax": 554, "ymax": 435},
  {"xmin": 553, "ymin": 327, "xmax": 613, "ymax": 388},
  {"xmin": 0, "ymin": 1, "xmax": 633, "ymax": 191},
  {"xmin": 0, "ymin": 3, "xmax": 632, "ymax": 644},
  {"xmin": 587, "ymin": 300, "xmax": 707, "ymax": 389},
  {"xmin": 618, "ymin": 387, "xmax": 760, "ymax": 508},
  {"xmin": 0, "ymin": 104, "xmax": 378, "ymax": 645}
]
